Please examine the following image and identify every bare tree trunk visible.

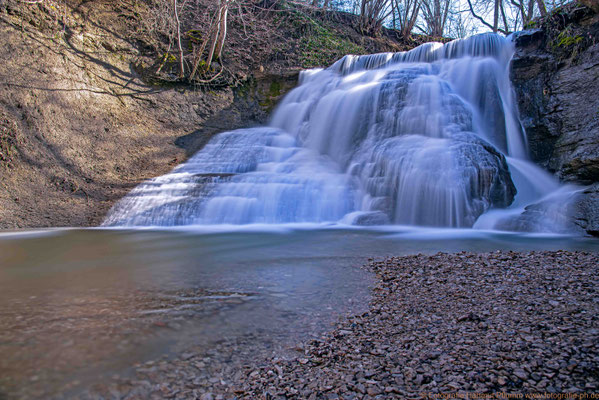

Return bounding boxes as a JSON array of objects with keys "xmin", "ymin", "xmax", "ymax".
[
  {"xmin": 156, "ymin": 41, "xmax": 173, "ymax": 75},
  {"xmin": 205, "ymin": 1, "xmax": 223, "ymax": 70},
  {"xmin": 421, "ymin": 0, "xmax": 449, "ymax": 37},
  {"xmin": 441, "ymin": 0, "xmax": 449, "ymax": 35},
  {"xmin": 190, "ymin": 15, "xmax": 217, "ymax": 80},
  {"xmin": 536, "ymin": 0, "xmax": 547, "ymax": 16},
  {"xmin": 500, "ymin": 1, "xmax": 509, "ymax": 33},
  {"xmin": 407, "ymin": 1, "xmax": 421, "ymax": 37},
  {"xmin": 214, "ymin": 1, "xmax": 229, "ymax": 60},
  {"xmin": 359, "ymin": 0, "xmax": 395, "ymax": 35},
  {"xmin": 526, "ymin": 0, "xmax": 534, "ymax": 21},
  {"xmin": 493, "ymin": 0, "xmax": 499, "ymax": 32},
  {"xmin": 466, "ymin": 0, "xmax": 509, "ymax": 34},
  {"xmin": 173, "ymin": 0, "xmax": 184, "ymax": 78},
  {"xmin": 393, "ymin": 0, "xmax": 420, "ymax": 39},
  {"xmin": 509, "ymin": 0, "xmax": 526, "ymax": 26}
]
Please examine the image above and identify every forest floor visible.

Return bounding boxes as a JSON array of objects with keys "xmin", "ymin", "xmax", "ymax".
[{"xmin": 69, "ymin": 251, "xmax": 599, "ymax": 399}]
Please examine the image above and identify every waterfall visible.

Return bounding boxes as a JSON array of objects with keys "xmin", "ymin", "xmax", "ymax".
[{"xmin": 103, "ymin": 33, "xmax": 576, "ymax": 232}]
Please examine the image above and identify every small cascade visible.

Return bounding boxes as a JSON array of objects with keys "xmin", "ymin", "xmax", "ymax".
[
  {"xmin": 102, "ymin": 128, "xmax": 359, "ymax": 226},
  {"xmin": 103, "ymin": 33, "xmax": 578, "ymax": 233}
]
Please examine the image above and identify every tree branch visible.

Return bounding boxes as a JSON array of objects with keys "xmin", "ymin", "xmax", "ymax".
[{"xmin": 466, "ymin": 0, "xmax": 508, "ymax": 34}]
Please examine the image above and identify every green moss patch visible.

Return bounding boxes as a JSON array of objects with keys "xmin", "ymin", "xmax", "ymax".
[
  {"xmin": 550, "ymin": 24, "xmax": 587, "ymax": 60},
  {"xmin": 279, "ymin": 8, "xmax": 365, "ymax": 68},
  {"xmin": 298, "ymin": 27, "xmax": 365, "ymax": 68},
  {"xmin": 268, "ymin": 81, "xmax": 282, "ymax": 97}
]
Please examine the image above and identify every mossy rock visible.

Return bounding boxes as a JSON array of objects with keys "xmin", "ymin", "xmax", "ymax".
[
  {"xmin": 268, "ymin": 81, "xmax": 282, "ymax": 97},
  {"xmin": 553, "ymin": 25, "xmax": 584, "ymax": 47},
  {"xmin": 237, "ymin": 75, "xmax": 297, "ymax": 113},
  {"xmin": 524, "ymin": 20, "xmax": 538, "ymax": 29},
  {"xmin": 549, "ymin": 23, "xmax": 589, "ymax": 60}
]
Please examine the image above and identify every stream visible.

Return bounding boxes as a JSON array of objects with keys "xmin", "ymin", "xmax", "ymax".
[{"xmin": 1, "ymin": 227, "xmax": 598, "ymax": 398}]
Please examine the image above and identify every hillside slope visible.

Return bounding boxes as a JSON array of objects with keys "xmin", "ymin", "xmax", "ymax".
[{"xmin": 0, "ymin": 0, "xmax": 416, "ymax": 228}]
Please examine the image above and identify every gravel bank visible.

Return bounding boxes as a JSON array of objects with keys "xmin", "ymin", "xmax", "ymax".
[
  {"xmin": 239, "ymin": 251, "xmax": 599, "ymax": 399},
  {"xmin": 85, "ymin": 251, "xmax": 599, "ymax": 399}
]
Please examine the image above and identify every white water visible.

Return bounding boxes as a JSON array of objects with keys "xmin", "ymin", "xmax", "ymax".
[{"xmin": 103, "ymin": 33, "xmax": 580, "ymax": 233}]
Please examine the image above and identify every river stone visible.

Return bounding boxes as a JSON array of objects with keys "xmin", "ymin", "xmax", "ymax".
[
  {"xmin": 493, "ymin": 189, "xmax": 586, "ymax": 235},
  {"xmin": 572, "ymin": 183, "xmax": 599, "ymax": 236},
  {"xmin": 352, "ymin": 212, "xmax": 391, "ymax": 226}
]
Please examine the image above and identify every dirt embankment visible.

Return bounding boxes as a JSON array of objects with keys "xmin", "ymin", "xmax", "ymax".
[
  {"xmin": 0, "ymin": 1, "xmax": 239, "ymax": 228},
  {"xmin": 0, "ymin": 0, "xmax": 419, "ymax": 229}
]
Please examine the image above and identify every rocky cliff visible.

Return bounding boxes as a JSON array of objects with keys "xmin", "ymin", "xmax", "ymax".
[{"xmin": 511, "ymin": 4, "xmax": 599, "ymax": 235}]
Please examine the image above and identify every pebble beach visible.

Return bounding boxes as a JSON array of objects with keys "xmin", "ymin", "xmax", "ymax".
[{"xmin": 86, "ymin": 251, "xmax": 599, "ymax": 399}]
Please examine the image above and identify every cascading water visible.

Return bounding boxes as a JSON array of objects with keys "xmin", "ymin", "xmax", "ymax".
[{"xmin": 103, "ymin": 33, "xmax": 579, "ymax": 232}]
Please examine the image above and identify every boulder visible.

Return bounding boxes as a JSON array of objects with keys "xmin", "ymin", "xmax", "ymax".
[
  {"xmin": 572, "ymin": 183, "xmax": 599, "ymax": 236},
  {"xmin": 352, "ymin": 212, "xmax": 391, "ymax": 226},
  {"xmin": 494, "ymin": 188, "xmax": 585, "ymax": 234},
  {"xmin": 356, "ymin": 132, "xmax": 516, "ymax": 228}
]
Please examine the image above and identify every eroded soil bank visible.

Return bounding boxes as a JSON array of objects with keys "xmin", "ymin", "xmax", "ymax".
[
  {"xmin": 0, "ymin": 0, "xmax": 415, "ymax": 229},
  {"xmin": 0, "ymin": 3, "xmax": 285, "ymax": 229}
]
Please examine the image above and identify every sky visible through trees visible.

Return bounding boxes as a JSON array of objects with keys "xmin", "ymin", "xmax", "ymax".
[
  {"xmin": 146, "ymin": 0, "xmax": 577, "ymax": 82},
  {"xmin": 303, "ymin": 0, "xmax": 565, "ymax": 37}
]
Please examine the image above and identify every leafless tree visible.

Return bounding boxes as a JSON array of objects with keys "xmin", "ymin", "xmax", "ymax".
[
  {"xmin": 174, "ymin": 0, "xmax": 184, "ymax": 77},
  {"xmin": 418, "ymin": 0, "xmax": 450, "ymax": 36},
  {"xmin": 465, "ymin": 0, "xmax": 509, "ymax": 33},
  {"xmin": 446, "ymin": 9, "xmax": 476, "ymax": 38},
  {"xmin": 506, "ymin": 0, "xmax": 547, "ymax": 28},
  {"xmin": 390, "ymin": 0, "xmax": 420, "ymax": 38},
  {"xmin": 144, "ymin": 0, "xmax": 239, "ymax": 82},
  {"xmin": 193, "ymin": 0, "xmax": 232, "ymax": 78},
  {"xmin": 358, "ymin": 0, "xmax": 394, "ymax": 35},
  {"xmin": 465, "ymin": 0, "xmax": 549, "ymax": 34}
]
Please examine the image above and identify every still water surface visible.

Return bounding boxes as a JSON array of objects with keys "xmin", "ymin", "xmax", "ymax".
[{"xmin": 0, "ymin": 226, "xmax": 598, "ymax": 398}]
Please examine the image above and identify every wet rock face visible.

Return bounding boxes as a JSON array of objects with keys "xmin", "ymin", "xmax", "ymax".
[
  {"xmin": 511, "ymin": 13, "xmax": 599, "ymax": 184},
  {"xmin": 510, "ymin": 8, "xmax": 599, "ymax": 236},
  {"xmin": 573, "ymin": 183, "xmax": 599, "ymax": 236},
  {"xmin": 495, "ymin": 190, "xmax": 586, "ymax": 235},
  {"xmin": 510, "ymin": 29, "xmax": 559, "ymax": 167},
  {"xmin": 357, "ymin": 133, "xmax": 516, "ymax": 227},
  {"xmin": 542, "ymin": 40, "xmax": 599, "ymax": 184}
]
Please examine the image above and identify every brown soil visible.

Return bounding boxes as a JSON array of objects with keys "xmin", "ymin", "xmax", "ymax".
[
  {"xmin": 0, "ymin": 1, "xmax": 236, "ymax": 228},
  {"xmin": 0, "ymin": 0, "xmax": 429, "ymax": 229}
]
